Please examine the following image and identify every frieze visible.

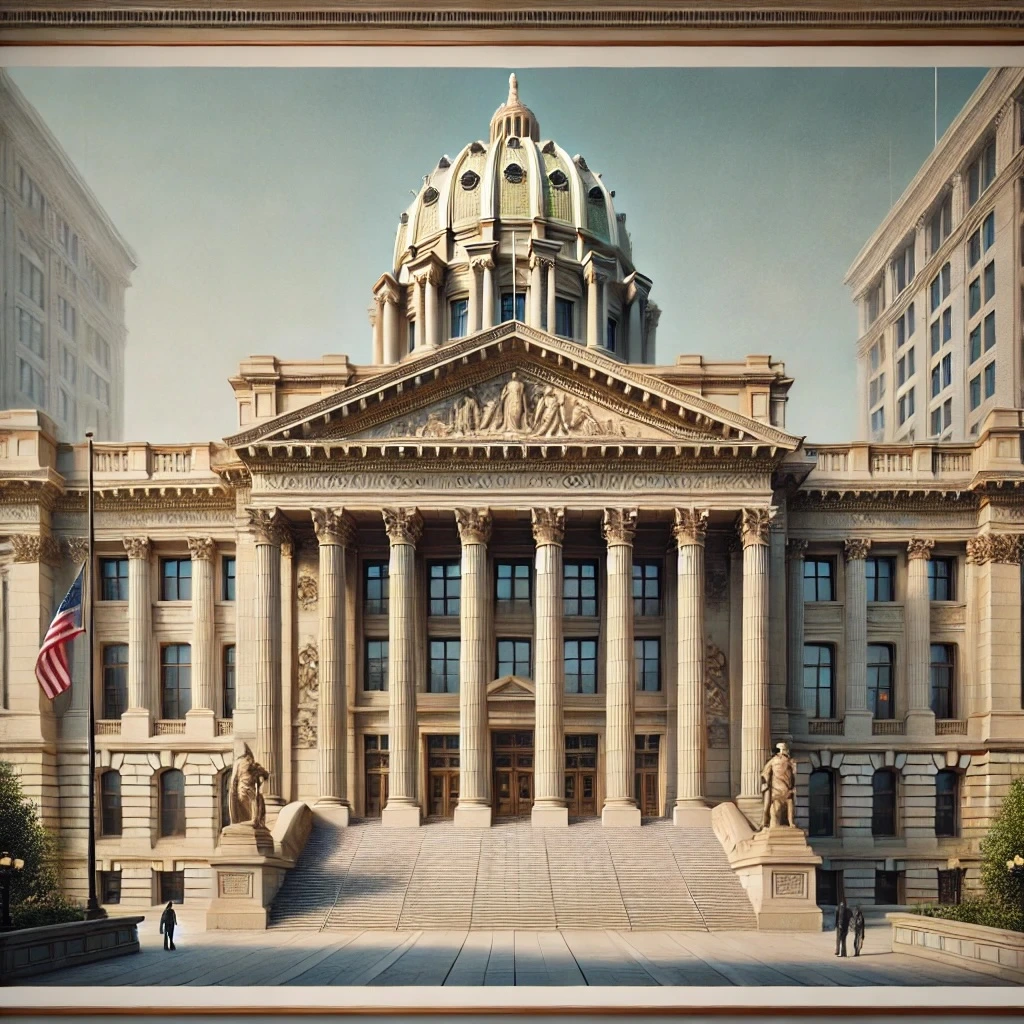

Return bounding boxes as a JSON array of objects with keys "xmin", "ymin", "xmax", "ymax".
[
  {"xmin": 705, "ymin": 644, "xmax": 730, "ymax": 749},
  {"xmin": 52, "ymin": 508, "xmax": 235, "ymax": 529},
  {"xmin": 930, "ymin": 604, "xmax": 966, "ymax": 630},
  {"xmin": 0, "ymin": 505, "xmax": 43, "ymax": 524}
]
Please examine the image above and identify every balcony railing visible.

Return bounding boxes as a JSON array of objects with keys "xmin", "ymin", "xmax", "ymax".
[
  {"xmin": 872, "ymin": 719, "xmax": 906, "ymax": 736},
  {"xmin": 216, "ymin": 719, "xmax": 233, "ymax": 736},
  {"xmin": 155, "ymin": 720, "xmax": 186, "ymax": 735},
  {"xmin": 936, "ymin": 719, "xmax": 968, "ymax": 735},
  {"xmin": 807, "ymin": 718, "xmax": 845, "ymax": 736},
  {"xmin": 95, "ymin": 720, "xmax": 121, "ymax": 736}
]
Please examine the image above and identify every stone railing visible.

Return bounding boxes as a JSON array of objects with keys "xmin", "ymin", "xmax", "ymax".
[
  {"xmin": 54, "ymin": 442, "xmax": 225, "ymax": 488},
  {"xmin": 95, "ymin": 720, "xmax": 121, "ymax": 736},
  {"xmin": 0, "ymin": 917, "xmax": 144, "ymax": 981},
  {"xmin": 936, "ymin": 719, "xmax": 968, "ymax": 735},
  {"xmin": 807, "ymin": 718, "xmax": 845, "ymax": 736},
  {"xmin": 217, "ymin": 719, "xmax": 234, "ymax": 736},
  {"xmin": 155, "ymin": 720, "xmax": 186, "ymax": 735},
  {"xmin": 872, "ymin": 719, "xmax": 906, "ymax": 736}
]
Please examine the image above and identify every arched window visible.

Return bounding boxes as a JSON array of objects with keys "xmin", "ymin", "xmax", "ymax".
[
  {"xmin": 808, "ymin": 769, "xmax": 835, "ymax": 837},
  {"xmin": 100, "ymin": 770, "xmax": 122, "ymax": 836},
  {"xmin": 935, "ymin": 769, "xmax": 960, "ymax": 837},
  {"xmin": 220, "ymin": 771, "xmax": 232, "ymax": 831},
  {"xmin": 871, "ymin": 769, "xmax": 898, "ymax": 837},
  {"xmin": 160, "ymin": 769, "xmax": 186, "ymax": 838}
]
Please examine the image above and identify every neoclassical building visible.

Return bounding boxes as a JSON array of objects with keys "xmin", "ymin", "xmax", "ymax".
[{"xmin": 1, "ymin": 77, "xmax": 1022, "ymax": 916}]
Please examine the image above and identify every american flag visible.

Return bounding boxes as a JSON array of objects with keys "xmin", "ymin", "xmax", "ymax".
[{"xmin": 35, "ymin": 565, "xmax": 86, "ymax": 700}]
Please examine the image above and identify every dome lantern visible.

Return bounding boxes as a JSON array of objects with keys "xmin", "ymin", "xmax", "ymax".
[{"xmin": 490, "ymin": 73, "xmax": 540, "ymax": 143}]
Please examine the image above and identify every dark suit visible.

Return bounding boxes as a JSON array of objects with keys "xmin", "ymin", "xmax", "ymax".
[
  {"xmin": 834, "ymin": 902, "xmax": 851, "ymax": 957},
  {"xmin": 852, "ymin": 908, "xmax": 865, "ymax": 956},
  {"xmin": 159, "ymin": 905, "xmax": 177, "ymax": 950}
]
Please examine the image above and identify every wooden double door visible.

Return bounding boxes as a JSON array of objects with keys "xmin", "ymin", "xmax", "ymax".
[
  {"xmin": 492, "ymin": 730, "xmax": 534, "ymax": 817},
  {"xmin": 634, "ymin": 734, "xmax": 661, "ymax": 817},
  {"xmin": 427, "ymin": 734, "xmax": 460, "ymax": 817},
  {"xmin": 364, "ymin": 734, "xmax": 389, "ymax": 817},
  {"xmin": 565, "ymin": 734, "xmax": 599, "ymax": 817}
]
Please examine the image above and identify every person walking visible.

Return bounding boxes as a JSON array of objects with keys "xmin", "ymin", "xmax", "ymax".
[
  {"xmin": 159, "ymin": 900, "xmax": 177, "ymax": 951},
  {"xmin": 834, "ymin": 899, "xmax": 851, "ymax": 957},
  {"xmin": 852, "ymin": 905, "xmax": 866, "ymax": 956}
]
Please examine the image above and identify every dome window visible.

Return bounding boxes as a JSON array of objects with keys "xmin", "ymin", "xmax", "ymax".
[
  {"xmin": 504, "ymin": 163, "xmax": 525, "ymax": 184},
  {"xmin": 460, "ymin": 170, "xmax": 480, "ymax": 191},
  {"xmin": 548, "ymin": 169, "xmax": 569, "ymax": 191},
  {"xmin": 507, "ymin": 136, "xmax": 521, "ymax": 149},
  {"xmin": 423, "ymin": 186, "xmax": 440, "ymax": 205},
  {"xmin": 587, "ymin": 186, "xmax": 604, "ymax": 203}
]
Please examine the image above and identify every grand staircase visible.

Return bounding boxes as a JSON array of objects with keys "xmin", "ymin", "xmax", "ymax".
[{"xmin": 269, "ymin": 816, "xmax": 757, "ymax": 932}]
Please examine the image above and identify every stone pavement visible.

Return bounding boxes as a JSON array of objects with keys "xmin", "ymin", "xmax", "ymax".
[{"xmin": 15, "ymin": 919, "xmax": 1016, "ymax": 987}]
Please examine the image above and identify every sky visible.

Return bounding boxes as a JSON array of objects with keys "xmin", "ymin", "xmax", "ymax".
[{"xmin": 8, "ymin": 66, "xmax": 988, "ymax": 444}]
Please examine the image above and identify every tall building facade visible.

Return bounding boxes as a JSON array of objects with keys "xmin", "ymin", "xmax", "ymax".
[
  {"xmin": 1, "ymin": 78, "xmax": 1022, "ymax": 917},
  {"xmin": 0, "ymin": 70, "xmax": 136, "ymax": 442},
  {"xmin": 847, "ymin": 68, "xmax": 1024, "ymax": 443}
]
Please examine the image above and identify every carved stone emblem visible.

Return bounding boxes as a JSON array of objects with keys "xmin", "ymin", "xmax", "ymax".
[
  {"xmin": 296, "ymin": 572, "xmax": 318, "ymax": 611},
  {"xmin": 295, "ymin": 642, "xmax": 319, "ymax": 748},
  {"xmin": 705, "ymin": 644, "xmax": 729, "ymax": 748}
]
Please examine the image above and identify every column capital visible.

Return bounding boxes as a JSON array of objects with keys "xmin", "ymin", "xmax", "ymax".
[
  {"xmin": 907, "ymin": 537, "xmax": 935, "ymax": 561},
  {"xmin": 187, "ymin": 536, "xmax": 216, "ymax": 561},
  {"xmin": 413, "ymin": 265, "xmax": 443, "ymax": 288},
  {"xmin": 786, "ymin": 538, "xmax": 809, "ymax": 558},
  {"xmin": 63, "ymin": 536, "xmax": 89, "ymax": 566},
  {"xmin": 602, "ymin": 508, "xmax": 638, "ymax": 547},
  {"xmin": 738, "ymin": 507, "xmax": 776, "ymax": 548},
  {"xmin": 312, "ymin": 508, "xmax": 356, "ymax": 547},
  {"xmin": 531, "ymin": 507, "xmax": 565, "ymax": 546},
  {"xmin": 455, "ymin": 508, "xmax": 492, "ymax": 545},
  {"xmin": 247, "ymin": 508, "xmax": 290, "ymax": 547},
  {"xmin": 967, "ymin": 534, "xmax": 1023, "ymax": 566},
  {"xmin": 382, "ymin": 507, "xmax": 423, "ymax": 547},
  {"xmin": 529, "ymin": 253, "xmax": 554, "ymax": 272},
  {"xmin": 583, "ymin": 262, "xmax": 606, "ymax": 286},
  {"xmin": 672, "ymin": 508, "xmax": 709, "ymax": 548},
  {"xmin": 11, "ymin": 533, "xmax": 60, "ymax": 566},
  {"xmin": 844, "ymin": 538, "xmax": 872, "ymax": 561},
  {"xmin": 470, "ymin": 255, "xmax": 495, "ymax": 272},
  {"xmin": 122, "ymin": 535, "xmax": 151, "ymax": 561}
]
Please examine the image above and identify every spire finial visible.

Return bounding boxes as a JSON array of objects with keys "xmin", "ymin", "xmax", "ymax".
[{"xmin": 508, "ymin": 72, "xmax": 519, "ymax": 105}]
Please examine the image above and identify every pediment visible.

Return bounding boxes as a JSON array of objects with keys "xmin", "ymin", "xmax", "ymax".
[
  {"xmin": 226, "ymin": 323, "xmax": 800, "ymax": 458},
  {"xmin": 487, "ymin": 675, "xmax": 536, "ymax": 700}
]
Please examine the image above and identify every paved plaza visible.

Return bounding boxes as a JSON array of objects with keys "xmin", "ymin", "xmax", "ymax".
[{"xmin": 14, "ymin": 917, "xmax": 1014, "ymax": 987}]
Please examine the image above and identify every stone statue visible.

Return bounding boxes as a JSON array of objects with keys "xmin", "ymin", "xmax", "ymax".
[
  {"xmin": 760, "ymin": 741, "xmax": 797, "ymax": 829},
  {"xmin": 228, "ymin": 743, "xmax": 270, "ymax": 830},
  {"xmin": 500, "ymin": 372, "xmax": 528, "ymax": 432},
  {"xmin": 452, "ymin": 393, "xmax": 481, "ymax": 435},
  {"xmin": 532, "ymin": 386, "xmax": 568, "ymax": 436}
]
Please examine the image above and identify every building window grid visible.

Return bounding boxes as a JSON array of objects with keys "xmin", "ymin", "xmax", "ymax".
[
  {"xmin": 928, "ymin": 558, "xmax": 956, "ymax": 602},
  {"xmin": 808, "ymin": 768, "xmax": 836, "ymax": 838},
  {"xmin": 967, "ymin": 138, "xmax": 997, "ymax": 207},
  {"xmin": 497, "ymin": 638, "xmax": 532, "ymax": 679},
  {"xmin": 872, "ymin": 769, "xmax": 898, "ymax": 838},
  {"xmin": 160, "ymin": 644, "xmax": 192, "ymax": 720},
  {"xmin": 223, "ymin": 645, "xmax": 236, "ymax": 718},
  {"xmin": 928, "ymin": 193, "xmax": 952, "ymax": 255},
  {"xmin": 635, "ymin": 637, "xmax": 661, "ymax": 692},
  {"xmin": 100, "ymin": 770, "xmax": 122, "ymax": 837},
  {"xmin": 564, "ymin": 638, "xmax": 599, "ymax": 694},
  {"xmin": 428, "ymin": 561, "xmax": 461, "ymax": 617},
  {"xmin": 632, "ymin": 561, "xmax": 662, "ymax": 617},
  {"xmin": 222, "ymin": 556, "xmax": 236, "ymax": 601},
  {"xmin": 160, "ymin": 558, "xmax": 192, "ymax": 601},
  {"xmin": 450, "ymin": 298, "xmax": 469, "ymax": 339},
  {"xmin": 159, "ymin": 770, "xmax": 186, "ymax": 838},
  {"xmin": 803, "ymin": 559, "xmax": 835, "ymax": 602},
  {"xmin": 802, "ymin": 644, "xmax": 835, "ymax": 719},
  {"xmin": 563, "ymin": 560, "xmax": 598, "ymax": 617},
  {"xmin": 102, "ymin": 643, "xmax": 128, "ymax": 719},
  {"xmin": 100, "ymin": 558, "xmax": 128, "ymax": 601},
  {"xmin": 428, "ymin": 638, "xmax": 461, "ymax": 693},
  {"xmin": 867, "ymin": 644, "xmax": 895, "ymax": 720},
  {"xmin": 364, "ymin": 639, "xmax": 389, "ymax": 691},
  {"xmin": 364, "ymin": 562, "xmax": 389, "ymax": 616},
  {"xmin": 935, "ymin": 769, "xmax": 960, "ymax": 838},
  {"xmin": 495, "ymin": 560, "xmax": 532, "ymax": 611},
  {"xmin": 866, "ymin": 557, "xmax": 895, "ymax": 602}
]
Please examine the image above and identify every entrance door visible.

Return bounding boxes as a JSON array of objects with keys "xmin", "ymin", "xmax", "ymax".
[
  {"xmin": 364, "ymin": 734, "xmax": 389, "ymax": 817},
  {"xmin": 634, "ymin": 734, "xmax": 660, "ymax": 817},
  {"xmin": 427, "ymin": 735, "xmax": 460, "ymax": 817},
  {"xmin": 492, "ymin": 730, "xmax": 534, "ymax": 817},
  {"xmin": 565, "ymin": 734, "xmax": 599, "ymax": 817}
]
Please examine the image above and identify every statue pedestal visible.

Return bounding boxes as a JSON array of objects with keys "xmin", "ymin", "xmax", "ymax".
[
  {"xmin": 205, "ymin": 823, "xmax": 288, "ymax": 930},
  {"xmin": 712, "ymin": 804, "xmax": 822, "ymax": 932}
]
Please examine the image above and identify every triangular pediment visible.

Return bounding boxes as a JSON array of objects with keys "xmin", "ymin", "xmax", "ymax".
[
  {"xmin": 487, "ymin": 675, "xmax": 536, "ymax": 700},
  {"xmin": 226, "ymin": 322, "xmax": 800, "ymax": 457}
]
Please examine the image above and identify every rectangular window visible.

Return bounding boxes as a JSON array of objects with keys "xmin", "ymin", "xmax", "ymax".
[
  {"xmin": 160, "ymin": 644, "xmax": 192, "ymax": 720},
  {"xmin": 57, "ymin": 296, "xmax": 77, "ymax": 340},
  {"xmin": 982, "ymin": 210, "xmax": 995, "ymax": 250},
  {"xmin": 898, "ymin": 392, "xmax": 907, "ymax": 426},
  {"xmin": 803, "ymin": 559, "xmax": 835, "ymax": 602},
  {"xmin": 18, "ymin": 359, "xmax": 45, "ymax": 405},
  {"xmin": 222, "ymin": 556, "xmax": 236, "ymax": 601},
  {"xmin": 983, "ymin": 261, "xmax": 995, "ymax": 303},
  {"xmin": 929, "ymin": 558, "xmax": 956, "ymax": 601},
  {"xmin": 564, "ymin": 638, "xmax": 598, "ymax": 694},
  {"xmin": 968, "ymin": 229, "xmax": 982, "ymax": 268},
  {"xmin": 870, "ymin": 407, "xmax": 885, "ymax": 435},
  {"xmin": 500, "ymin": 292, "xmax": 526, "ymax": 323},
  {"xmin": 930, "ymin": 407, "xmax": 942, "ymax": 436},
  {"xmin": 802, "ymin": 644, "xmax": 834, "ymax": 719},
  {"xmin": 17, "ymin": 165, "xmax": 46, "ymax": 215},
  {"xmin": 563, "ymin": 560, "xmax": 598, "ymax": 617},
  {"xmin": 941, "ymin": 353, "xmax": 952, "ymax": 390},
  {"xmin": 408, "ymin": 320, "xmax": 415, "ymax": 354},
  {"xmin": 606, "ymin": 317, "xmax": 617, "ymax": 353},
  {"xmin": 496, "ymin": 638, "xmax": 531, "ymax": 678},
  {"xmin": 942, "ymin": 306, "xmax": 951, "ymax": 344},
  {"xmin": 58, "ymin": 217, "xmax": 79, "ymax": 263},
  {"xmin": 450, "ymin": 298, "xmax": 468, "ymax": 339},
  {"xmin": 554, "ymin": 297, "xmax": 574, "ymax": 338},
  {"xmin": 16, "ymin": 307, "xmax": 45, "ymax": 359},
  {"xmin": 970, "ymin": 326, "xmax": 982, "ymax": 364},
  {"xmin": 428, "ymin": 561, "xmax": 461, "ymax": 617},
  {"xmin": 969, "ymin": 277, "xmax": 981, "ymax": 317},
  {"xmin": 930, "ymin": 643, "xmax": 955, "ymax": 719},
  {"xmin": 984, "ymin": 360, "xmax": 996, "ymax": 399},
  {"xmin": 967, "ymin": 138, "xmax": 996, "ymax": 206},
  {"xmin": 943, "ymin": 397, "xmax": 952, "ymax": 429},
  {"xmin": 970, "ymin": 374, "xmax": 982, "ymax": 410},
  {"xmin": 929, "ymin": 193, "xmax": 952, "ymax": 253},
  {"xmin": 364, "ymin": 561, "xmax": 389, "ymax": 616},
  {"xmin": 223, "ymin": 645, "xmax": 236, "ymax": 718},
  {"xmin": 867, "ymin": 644, "xmax": 894, "ymax": 719},
  {"xmin": 100, "ymin": 558, "xmax": 129, "ymax": 601},
  {"xmin": 495, "ymin": 560, "xmax": 531, "ymax": 612},
  {"xmin": 930, "ymin": 364, "xmax": 941, "ymax": 398},
  {"xmin": 364, "ymin": 639, "xmax": 389, "ymax": 691},
  {"xmin": 99, "ymin": 871, "xmax": 122, "ymax": 905},
  {"xmin": 937, "ymin": 868, "xmax": 963, "ymax": 906},
  {"xmin": 866, "ymin": 558, "xmax": 895, "ymax": 602},
  {"xmin": 897, "ymin": 356, "xmax": 906, "ymax": 388},
  {"xmin": 161, "ymin": 558, "xmax": 192, "ymax": 601},
  {"xmin": 632, "ymin": 561, "xmax": 662, "ymax": 617},
  {"xmin": 929, "ymin": 318, "xmax": 940, "ymax": 356},
  {"xmin": 159, "ymin": 871, "xmax": 185, "ymax": 906},
  {"xmin": 19, "ymin": 255, "xmax": 44, "ymax": 307},
  {"xmin": 428, "ymin": 639, "xmax": 460, "ymax": 693},
  {"xmin": 816, "ymin": 870, "xmax": 843, "ymax": 907},
  {"xmin": 875, "ymin": 870, "xmax": 902, "ymax": 906},
  {"xmin": 635, "ymin": 638, "xmax": 661, "ymax": 692},
  {"xmin": 892, "ymin": 242, "xmax": 915, "ymax": 294},
  {"xmin": 102, "ymin": 644, "xmax": 128, "ymax": 719},
  {"xmin": 983, "ymin": 311, "xmax": 996, "ymax": 352}
]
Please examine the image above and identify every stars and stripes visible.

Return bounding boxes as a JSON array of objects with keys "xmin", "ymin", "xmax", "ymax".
[{"xmin": 35, "ymin": 565, "xmax": 86, "ymax": 700}]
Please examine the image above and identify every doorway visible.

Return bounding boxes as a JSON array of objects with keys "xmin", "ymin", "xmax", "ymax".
[
  {"xmin": 565, "ymin": 734, "xmax": 599, "ymax": 817},
  {"xmin": 364, "ymin": 734, "xmax": 389, "ymax": 817},
  {"xmin": 427, "ymin": 735, "xmax": 460, "ymax": 817},
  {"xmin": 634, "ymin": 734, "xmax": 660, "ymax": 817},
  {"xmin": 492, "ymin": 730, "xmax": 534, "ymax": 817}
]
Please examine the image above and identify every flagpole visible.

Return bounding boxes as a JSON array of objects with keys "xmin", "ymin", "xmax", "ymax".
[
  {"xmin": 84, "ymin": 431, "xmax": 103, "ymax": 920},
  {"xmin": 511, "ymin": 231, "xmax": 517, "ymax": 321}
]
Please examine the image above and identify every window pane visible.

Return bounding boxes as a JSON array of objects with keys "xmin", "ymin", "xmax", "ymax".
[
  {"xmin": 102, "ymin": 644, "xmax": 128, "ymax": 719},
  {"xmin": 808, "ymin": 770, "xmax": 834, "ymax": 837},
  {"xmin": 872, "ymin": 771, "xmax": 897, "ymax": 837},
  {"xmin": 160, "ymin": 770, "xmax": 186, "ymax": 837}
]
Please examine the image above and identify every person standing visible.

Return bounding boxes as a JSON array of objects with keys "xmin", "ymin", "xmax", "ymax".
[
  {"xmin": 159, "ymin": 900, "xmax": 177, "ymax": 951},
  {"xmin": 834, "ymin": 899, "xmax": 851, "ymax": 957},
  {"xmin": 852, "ymin": 905, "xmax": 866, "ymax": 956}
]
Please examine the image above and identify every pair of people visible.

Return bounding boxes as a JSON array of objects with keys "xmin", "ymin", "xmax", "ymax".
[{"xmin": 834, "ymin": 900, "xmax": 865, "ymax": 957}]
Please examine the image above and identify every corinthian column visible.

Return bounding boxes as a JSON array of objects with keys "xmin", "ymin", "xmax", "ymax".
[
  {"xmin": 673, "ymin": 508, "xmax": 711, "ymax": 826},
  {"xmin": 454, "ymin": 508, "xmax": 493, "ymax": 828},
  {"xmin": 585, "ymin": 263, "xmax": 601, "ymax": 348},
  {"xmin": 121, "ymin": 536, "xmax": 152, "ymax": 740},
  {"xmin": 546, "ymin": 259, "xmax": 557, "ymax": 335},
  {"xmin": 185, "ymin": 537, "xmax": 216, "ymax": 739},
  {"xmin": 529, "ymin": 254, "xmax": 544, "ymax": 329},
  {"xmin": 480, "ymin": 257, "xmax": 495, "ymax": 329},
  {"xmin": 844, "ymin": 539, "xmax": 873, "ymax": 738},
  {"xmin": 737, "ymin": 507, "xmax": 775, "ymax": 824},
  {"xmin": 424, "ymin": 269, "xmax": 439, "ymax": 349},
  {"xmin": 906, "ymin": 537, "xmax": 936, "ymax": 738},
  {"xmin": 601, "ymin": 508, "xmax": 640, "ymax": 827},
  {"xmin": 786, "ymin": 539, "xmax": 807, "ymax": 727},
  {"xmin": 371, "ymin": 297, "xmax": 384, "ymax": 365},
  {"xmin": 382, "ymin": 507, "xmax": 423, "ymax": 827},
  {"xmin": 531, "ymin": 507, "xmax": 568, "ymax": 828},
  {"xmin": 312, "ymin": 508, "xmax": 355, "ymax": 819},
  {"xmin": 467, "ymin": 260, "xmax": 481, "ymax": 335},
  {"xmin": 249, "ymin": 508, "xmax": 288, "ymax": 805}
]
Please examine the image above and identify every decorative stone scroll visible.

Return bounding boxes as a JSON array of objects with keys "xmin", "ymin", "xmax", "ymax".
[
  {"xmin": 673, "ymin": 507, "xmax": 709, "ymax": 547},
  {"xmin": 967, "ymin": 534, "xmax": 1023, "ymax": 566},
  {"xmin": 296, "ymin": 572, "xmax": 318, "ymax": 611},
  {"xmin": 11, "ymin": 534, "xmax": 61, "ymax": 566},
  {"xmin": 907, "ymin": 537, "xmax": 935, "ymax": 561},
  {"xmin": 705, "ymin": 644, "xmax": 730, "ymax": 748},
  {"xmin": 602, "ymin": 508, "xmax": 638, "ymax": 546},
  {"xmin": 455, "ymin": 508, "xmax": 492, "ymax": 545},
  {"xmin": 187, "ymin": 536, "xmax": 216, "ymax": 561},
  {"xmin": 247, "ymin": 508, "xmax": 290, "ymax": 547},
  {"xmin": 382, "ymin": 507, "xmax": 423, "ymax": 546},
  {"xmin": 843, "ymin": 538, "xmax": 871, "ymax": 561},
  {"xmin": 739, "ymin": 507, "xmax": 776, "ymax": 547},
  {"xmin": 531, "ymin": 507, "xmax": 565, "ymax": 546}
]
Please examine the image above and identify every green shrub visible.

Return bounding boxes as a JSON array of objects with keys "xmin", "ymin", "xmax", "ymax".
[
  {"xmin": 11, "ymin": 891, "xmax": 85, "ymax": 930},
  {"xmin": 979, "ymin": 777, "xmax": 1024, "ymax": 914},
  {"xmin": 914, "ymin": 899, "xmax": 1023, "ymax": 932},
  {"xmin": 0, "ymin": 760, "xmax": 59, "ymax": 907}
]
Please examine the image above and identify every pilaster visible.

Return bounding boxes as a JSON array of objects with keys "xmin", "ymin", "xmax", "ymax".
[
  {"xmin": 844, "ymin": 538, "xmax": 873, "ymax": 740},
  {"xmin": 785, "ymin": 539, "xmax": 807, "ymax": 735},
  {"xmin": 905, "ymin": 537, "xmax": 936, "ymax": 740},
  {"xmin": 185, "ymin": 536, "xmax": 216, "ymax": 740},
  {"xmin": 121, "ymin": 535, "xmax": 152, "ymax": 741}
]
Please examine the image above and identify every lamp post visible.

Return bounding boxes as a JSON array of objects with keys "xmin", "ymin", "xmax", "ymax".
[{"xmin": 0, "ymin": 853, "xmax": 25, "ymax": 932}]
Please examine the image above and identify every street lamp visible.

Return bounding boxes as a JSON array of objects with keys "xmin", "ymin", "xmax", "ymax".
[
  {"xmin": 1005, "ymin": 853, "xmax": 1024, "ymax": 924},
  {"xmin": 0, "ymin": 853, "xmax": 26, "ymax": 932}
]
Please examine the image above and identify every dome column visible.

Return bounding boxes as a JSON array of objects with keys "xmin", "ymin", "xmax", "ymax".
[
  {"xmin": 481, "ymin": 258, "xmax": 496, "ymax": 329},
  {"xmin": 373, "ymin": 275, "xmax": 401, "ymax": 364},
  {"xmin": 529, "ymin": 254, "xmax": 544, "ymax": 329},
  {"xmin": 371, "ymin": 299, "xmax": 384, "ymax": 365},
  {"xmin": 546, "ymin": 260, "xmax": 557, "ymax": 334},
  {"xmin": 582, "ymin": 251, "xmax": 614, "ymax": 350}
]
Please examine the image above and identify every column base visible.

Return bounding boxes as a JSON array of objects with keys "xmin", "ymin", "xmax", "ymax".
[
  {"xmin": 673, "ymin": 801, "xmax": 712, "ymax": 827},
  {"xmin": 843, "ymin": 710, "xmax": 874, "ymax": 741},
  {"xmin": 119, "ymin": 710, "xmax": 151, "ymax": 741},
  {"xmin": 382, "ymin": 801, "xmax": 422, "ymax": 828},
  {"xmin": 531, "ymin": 803, "xmax": 569, "ymax": 829},
  {"xmin": 602, "ymin": 803, "xmax": 641, "ymax": 828},
  {"xmin": 906, "ymin": 710, "xmax": 936, "ymax": 740},
  {"xmin": 454, "ymin": 803, "xmax": 493, "ymax": 828},
  {"xmin": 185, "ymin": 708, "xmax": 216, "ymax": 740},
  {"xmin": 313, "ymin": 798, "xmax": 351, "ymax": 826}
]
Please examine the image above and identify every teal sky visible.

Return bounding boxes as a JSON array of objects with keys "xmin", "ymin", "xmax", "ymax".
[{"xmin": 8, "ymin": 67, "xmax": 988, "ymax": 443}]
